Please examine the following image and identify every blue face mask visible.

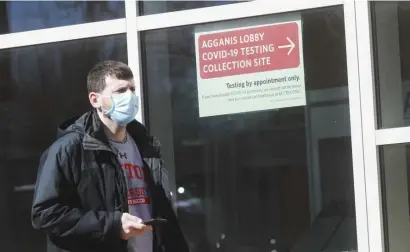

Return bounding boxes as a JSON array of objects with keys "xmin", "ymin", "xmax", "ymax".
[{"xmin": 101, "ymin": 90, "xmax": 139, "ymax": 126}]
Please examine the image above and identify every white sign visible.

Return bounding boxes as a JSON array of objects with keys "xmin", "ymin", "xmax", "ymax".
[{"xmin": 195, "ymin": 15, "xmax": 305, "ymax": 117}]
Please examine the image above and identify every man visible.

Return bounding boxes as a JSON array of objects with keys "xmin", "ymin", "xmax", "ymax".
[{"xmin": 31, "ymin": 60, "xmax": 189, "ymax": 252}]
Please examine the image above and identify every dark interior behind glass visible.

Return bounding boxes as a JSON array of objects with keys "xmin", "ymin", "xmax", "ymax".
[
  {"xmin": 0, "ymin": 1, "xmax": 125, "ymax": 34},
  {"xmin": 373, "ymin": 2, "xmax": 410, "ymax": 128},
  {"xmin": 142, "ymin": 6, "xmax": 356, "ymax": 252},
  {"xmin": 0, "ymin": 35, "xmax": 127, "ymax": 252}
]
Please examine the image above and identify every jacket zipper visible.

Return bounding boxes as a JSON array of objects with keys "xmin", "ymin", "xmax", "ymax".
[
  {"xmin": 97, "ymin": 147, "xmax": 129, "ymax": 213},
  {"xmin": 110, "ymin": 152, "xmax": 129, "ymax": 213}
]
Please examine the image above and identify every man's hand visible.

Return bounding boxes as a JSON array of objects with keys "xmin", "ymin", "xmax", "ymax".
[{"xmin": 120, "ymin": 213, "xmax": 152, "ymax": 240}]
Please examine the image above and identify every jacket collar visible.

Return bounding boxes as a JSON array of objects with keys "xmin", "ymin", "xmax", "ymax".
[{"xmin": 76, "ymin": 110, "xmax": 159, "ymax": 158}]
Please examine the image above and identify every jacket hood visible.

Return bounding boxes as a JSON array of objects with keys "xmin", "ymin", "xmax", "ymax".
[
  {"xmin": 56, "ymin": 110, "xmax": 158, "ymax": 157},
  {"xmin": 57, "ymin": 115, "xmax": 82, "ymax": 138}
]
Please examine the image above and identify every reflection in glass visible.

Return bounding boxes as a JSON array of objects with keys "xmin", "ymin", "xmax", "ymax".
[
  {"xmin": 142, "ymin": 6, "xmax": 357, "ymax": 252},
  {"xmin": 0, "ymin": 35, "xmax": 127, "ymax": 252},
  {"xmin": 379, "ymin": 144, "xmax": 410, "ymax": 251},
  {"xmin": 138, "ymin": 0, "xmax": 246, "ymax": 16},
  {"xmin": 373, "ymin": 2, "xmax": 410, "ymax": 128},
  {"xmin": 0, "ymin": 1, "xmax": 125, "ymax": 34}
]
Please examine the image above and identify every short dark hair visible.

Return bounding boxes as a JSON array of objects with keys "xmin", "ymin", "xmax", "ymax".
[{"xmin": 87, "ymin": 60, "xmax": 134, "ymax": 93}]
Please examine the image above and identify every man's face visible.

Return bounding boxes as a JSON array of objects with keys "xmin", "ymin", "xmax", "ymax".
[{"xmin": 89, "ymin": 76, "xmax": 136, "ymax": 112}]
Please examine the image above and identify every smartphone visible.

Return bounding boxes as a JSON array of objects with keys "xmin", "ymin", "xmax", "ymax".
[{"xmin": 143, "ymin": 218, "xmax": 167, "ymax": 226}]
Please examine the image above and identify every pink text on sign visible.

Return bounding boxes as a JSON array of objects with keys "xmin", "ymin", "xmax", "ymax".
[{"xmin": 197, "ymin": 22, "xmax": 300, "ymax": 79}]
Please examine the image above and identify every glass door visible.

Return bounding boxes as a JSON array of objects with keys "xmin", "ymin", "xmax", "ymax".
[{"xmin": 139, "ymin": 2, "xmax": 367, "ymax": 251}]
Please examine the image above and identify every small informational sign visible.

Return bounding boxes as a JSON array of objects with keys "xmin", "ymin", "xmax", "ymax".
[{"xmin": 195, "ymin": 15, "xmax": 305, "ymax": 117}]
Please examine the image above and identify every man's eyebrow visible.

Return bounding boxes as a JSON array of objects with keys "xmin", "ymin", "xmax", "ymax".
[{"xmin": 114, "ymin": 83, "xmax": 129, "ymax": 89}]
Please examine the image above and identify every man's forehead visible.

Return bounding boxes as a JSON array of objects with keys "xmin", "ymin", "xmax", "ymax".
[{"xmin": 105, "ymin": 76, "xmax": 134, "ymax": 89}]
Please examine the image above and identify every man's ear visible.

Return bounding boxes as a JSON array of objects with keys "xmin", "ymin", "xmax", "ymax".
[{"xmin": 89, "ymin": 92, "xmax": 100, "ymax": 109}]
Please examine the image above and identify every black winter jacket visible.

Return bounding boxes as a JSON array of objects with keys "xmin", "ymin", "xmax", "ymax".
[{"xmin": 31, "ymin": 110, "xmax": 189, "ymax": 252}]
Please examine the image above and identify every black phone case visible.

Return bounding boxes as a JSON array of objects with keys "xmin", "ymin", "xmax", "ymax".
[{"xmin": 143, "ymin": 218, "xmax": 167, "ymax": 226}]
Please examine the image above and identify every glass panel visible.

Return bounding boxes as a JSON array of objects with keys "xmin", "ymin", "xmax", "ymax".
[
  {"xmin": 379, "ymin": 144, "xmax": 410, "ymax": 251},
  {"xmin": 138, "ymin": 0, "xmax": 246, "ymax": 16},
  {"xmin": 372, "ymin": 2, "xmax": 410, "ymax": 128},
  {"xmin": 0, "ymin": 34, "xmax": 127, "ymax": 252},
  {"xmin": 0, "ymin": 1, "xmax": 125, "ymax": 34},
  {"xmin": 142, "ymin": 6, "xmax": 358, "ymax": 252}
]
